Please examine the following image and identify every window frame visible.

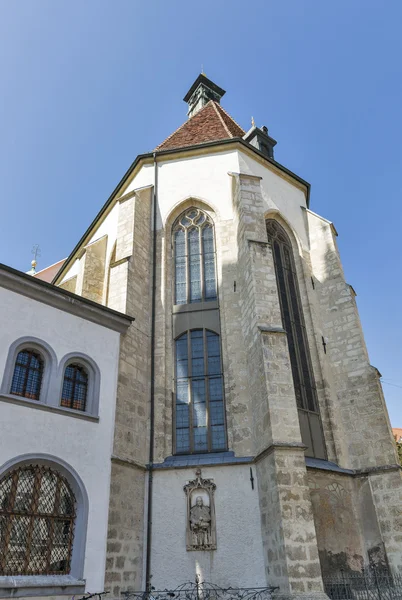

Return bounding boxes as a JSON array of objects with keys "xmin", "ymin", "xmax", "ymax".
[
  {"xmin": 9, "ymin": 349, "xmax": 44, "ymax": 401},
  {"xmin": 266, "ymin": 219, "xmax": 327, "ymax": 460},
  {"xmin": 173, "ymin": 208, "xmax": 218, "ymax": 306},
  {"xmin": 0, "ymin": 464, "xmax": 76, "ymax": 576},
  {"xmin": 173, "ymin": 327, "xmax": 227, "ymax": 455},
  {"xmin": 1, "ymin": 337, "xmax": 57, "ymax": 406},
  {"xmin": 57, "ymin": 353, "xmax": 100, "ymax": 417},
  {"xmin": 61, "ymin": 363, "xmax": 89, "ymax": 412},
  {"xmin": 0, "ymin": 454, "xmax": 88, "ymax": 597},
  {"xmin": 0, "ymin": 339, "xmax": 100, "ymax": 420}
]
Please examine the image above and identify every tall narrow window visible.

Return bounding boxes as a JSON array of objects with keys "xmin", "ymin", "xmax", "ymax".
[
  {"xmin": 266, "ymin": 220, "xmax": 326, "ymax": 459},
  {"xmin": 175, "ymin": 329, "xmax": 226, "ymax": 454},
  {"xmin": 61, "ymin": 364, "xmax": 88, "ymax": 412},
  {"xmin": 0, "ymin": 465, "xmax": 76, "ymax": 575},
  {"xmin": 10, "ymin": 350, "xmax": 44, "ymax": 400},
  {"xmin": 174, "ymin": 209, "xmax": 217, "ymax": 304}
]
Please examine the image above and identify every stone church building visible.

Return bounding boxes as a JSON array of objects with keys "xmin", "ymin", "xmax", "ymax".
[{"xmin": 0, "ymin": 74, "xmax": 401, "ymax": 599}]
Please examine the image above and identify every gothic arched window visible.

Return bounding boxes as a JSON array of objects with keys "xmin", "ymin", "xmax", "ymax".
[
  {"xmin": 0, "ymin": 465, "xmax": 76, "ymax": 575},
  {"xmin": 61, "ymin": 364, "xmax": 88, "ymax": 412},
  {"xmin": 10, "ymin": 349, "xmax": 44, "ymax": 400},
  {"xmin": 175, "ymin": 329, "xmax": 226, "ymax": 454},
  {"xmin": 174, "ymin": 209, "xmax": 217, "ymax": 305},
  {"xmin": 266, "ymin": 220, "xmax": 326, "ymax": 459}
]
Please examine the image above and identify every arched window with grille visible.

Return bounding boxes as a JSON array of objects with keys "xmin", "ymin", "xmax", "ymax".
[
  {"xmin": 173, "ymin": 208, "xmax": 217, "ymax": 305},
  {"xmin": 0, "ymin": 465, "xmax": 76, "ymax": 576},
  {"xmin": 61, "ymin": 364, "xmax": 88, "ymax": 412},
  {"xmin": 266, "ymin": 219, "xmax": 326, "ymax": 459},
  {"xmin": 10, "ymin": 349, "xmax": 44, "ymax": 401},
  {"xmin": 175, "ymin": 329, "xmax": 226, "ymax": 454}
]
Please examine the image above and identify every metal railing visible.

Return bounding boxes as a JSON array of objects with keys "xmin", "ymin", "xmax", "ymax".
[
  {"xmin": 122, "ymin": 581, "xmax": 278, "ymax": 600},
  {"xmin": 324, "ymin": 571, "xmax": 402, "ymax": 600}
]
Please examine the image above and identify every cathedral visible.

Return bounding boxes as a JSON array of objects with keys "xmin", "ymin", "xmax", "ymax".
[{"xmin": 0, "ymin": 74, "xmax": 401, "ymax": 600}]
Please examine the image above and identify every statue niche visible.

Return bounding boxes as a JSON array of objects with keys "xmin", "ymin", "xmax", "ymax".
[{"xmin": 184, "ymin": 469, "xmax": 216, "ymax": 551}]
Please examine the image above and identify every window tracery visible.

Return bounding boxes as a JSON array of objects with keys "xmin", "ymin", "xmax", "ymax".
[{"xmin": 174, "ymin": 209, "xmax": 217, "ymax": 305}]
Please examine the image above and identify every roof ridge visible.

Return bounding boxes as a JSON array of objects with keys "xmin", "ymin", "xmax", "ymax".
[
  {"xmin": 211, "ymin": 101, "xmax": 232, "ymax": 138},
  {"xmin": 214, "ymin": 102, "xmax": 245, "ymax": 135}
]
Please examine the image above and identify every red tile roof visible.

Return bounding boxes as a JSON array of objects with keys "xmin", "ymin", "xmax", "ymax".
[
  {"xmin": 393, "ymin": 428, "xmax": 402, "ymax": 442},
  {"xmin": 155, "ymin": 100, "xmax": 245, "ymax": 151},
  {"xmin": 34, "ymin": 258, "xmax": 66, "ymax": 283}
]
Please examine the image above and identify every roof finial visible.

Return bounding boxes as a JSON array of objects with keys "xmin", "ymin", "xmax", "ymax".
[
  {"xmin": 251, "ymin": 116, "xmax": 255, "ymax": 127},
  {"xmin": 28, "ymin": 244, "xmax": 41, "ymax": 275},
  {"xmin": 201, "ymin": 64, "xmax": 205, "ymax": 76}
]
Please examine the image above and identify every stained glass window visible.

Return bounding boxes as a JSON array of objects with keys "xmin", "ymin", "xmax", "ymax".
[
  {"xmin": 10, "ymin": 350, "xmax": 44, "ymax": 400},
  {"xmin": 61, "ymin": 364, "xmax": 88, "ymax": 412},
  {"xmin": 173, "ymin": 209, "xmax": 217, "ymax": 304},
  {"xmin": 175, "ymin": 330, "xmax": 226, "ymax": 454},
  {"xmin": 0, "ymin": 465, "xmax": 76, "ymax": 575},
  {"xmin": 266, "ymin": 220, "xmax": 326, "ymax": 459}
]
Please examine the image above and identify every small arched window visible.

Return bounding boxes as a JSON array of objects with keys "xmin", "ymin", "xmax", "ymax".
[
  {"xmin": 174, "ymin": 208, "xmax": 217, "ymax": 305},
  {"xmin": 0, "ymin": 465, "xmax": 76, "ymax": 575},
  {"xmin": 175, "ymin": 329, "xmax": 226, "ymax": 454},
  {"xmin": 61, "ymin": 364, "xmax": 88, "ymax": 412},
  {"xmin": 266, "ymin": 219, "xmax": 326, "ymax": 459},
  {"xmin": 10, "ymin": 349, "xmax": 44, "ymax": 400}
]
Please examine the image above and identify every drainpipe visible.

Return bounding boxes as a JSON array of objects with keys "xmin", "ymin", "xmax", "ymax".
[{"xmin": 145, "ymin": 153, "xmax": 158, "ymax": 592}]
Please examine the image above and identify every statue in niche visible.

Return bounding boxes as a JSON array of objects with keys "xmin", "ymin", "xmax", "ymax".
[
  {"xmin": 190, "ymin": 496, "xmax": 211, "ymax": 547},
  {"xmin": 184, "ymin": 469, "xmax": 216, "ymax": 551}
]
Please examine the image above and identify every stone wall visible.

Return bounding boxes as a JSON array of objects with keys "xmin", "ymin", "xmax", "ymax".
[
  {"xmin": 307, "ymin": 210, "xmax": 397, "ymax": 470},
  {"xmin": 81, "ymin": 235, "xmax": 108, "ymax": 303},
  {"xmin": 232, "ymin": 173, "xmax": 326, "ymax": 595},
  {"xmin": 104, "ymin": 186, "xmax": 153, "ymax": 596}
]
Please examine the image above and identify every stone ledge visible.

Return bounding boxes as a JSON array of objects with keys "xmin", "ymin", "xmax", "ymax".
[
  {"xmin": 111, "ymin": 454, "xmax": 147, "ymax": 471},
  {"xmin": 0, "ymin": 575, "xmax": 85, "ymax": 598},
  {"xmin": 306, "ymin": 457, "xmax": 354, "ymax": 475},
  {"xmin": 227, "ymin": 171, "xmax": 263, "ymax": 180},
  {"xmin": 258, "ymin": 325, "xmax": 287, "ymax": 334},
  {"xmin": 255, "ymin": 442, "xmax": 307, "ymax": 463},
  {"xmin": 153, "ymin": 451, "xmax": 253, "ymax": 469},
  {"xmin": 0, "ymin": 394, "xmax": 100, "ymax": 423}
]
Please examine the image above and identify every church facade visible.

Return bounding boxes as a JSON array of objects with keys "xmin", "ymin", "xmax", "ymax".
[{"xmin": 0, "ymin": 74, "xmax": 401, "ymax": 599}]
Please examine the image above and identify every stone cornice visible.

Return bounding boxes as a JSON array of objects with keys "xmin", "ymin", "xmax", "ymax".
[{"xmin": 0, "ymin": 264, "xmax": 134, "ymax": 334}]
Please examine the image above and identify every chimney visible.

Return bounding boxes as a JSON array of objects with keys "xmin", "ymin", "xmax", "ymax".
[{"xmin": 183, "ymin": 74, "xmax": 226, "ymax": 119}]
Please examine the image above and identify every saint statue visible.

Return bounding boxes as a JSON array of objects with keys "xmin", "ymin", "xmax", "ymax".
[{"xmin": 189, "ymin": 496, "xmax": 211, "ymax": 548}]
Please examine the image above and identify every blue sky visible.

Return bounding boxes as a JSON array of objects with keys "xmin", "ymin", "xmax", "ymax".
[{"xmin": 0, "ymin": 1, "xmax": 401, "ymax": 426}]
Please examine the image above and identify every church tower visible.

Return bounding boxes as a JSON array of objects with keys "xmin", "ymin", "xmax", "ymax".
[{"xmin": 53, "ymin": 74, "xmax": 402, "ymax": 599}]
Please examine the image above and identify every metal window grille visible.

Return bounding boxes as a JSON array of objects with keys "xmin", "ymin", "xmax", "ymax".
[
  {"xmin": 0, "ymin": 465, "xmax": 76, "ymax": 576},
  {"xmin": 10, "ymin": 349, "xmax": 44, "ymax": 400},
  {"xmin": 175, "ymin": 329, "xmax": 226, "ymax": 454},
  {"xmin": 61, "ymin": 364, "xmax": 88, "ymax": 412},
  {"xmin": 173, "ymin": 209, "xmax": 217, "ymax": 305},
  {"xmin": 266, "ymin": 219, "xmax": 326, "ymax": 459}
]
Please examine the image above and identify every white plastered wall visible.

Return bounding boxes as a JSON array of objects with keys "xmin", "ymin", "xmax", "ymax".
[
  {"xmin": 0, "ymin": 288, "xmax": 121, "ymax": 594},
  {"xmin": 151, "ymin": 465, "xmax": 265, "ymax": 589}
]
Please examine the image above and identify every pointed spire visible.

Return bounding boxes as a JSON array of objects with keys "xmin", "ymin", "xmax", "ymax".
[{"xmin": 183, "ymin": 74, "xmax": 226, "ymax": 119}]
